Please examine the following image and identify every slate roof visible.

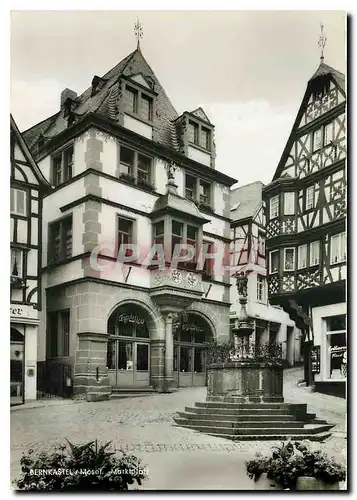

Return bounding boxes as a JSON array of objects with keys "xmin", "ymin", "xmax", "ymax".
[
  {"xmin": 309, "ymin": 61, "xmax": 346, "ymax": 92},
  {"xmin": 230, "ymin": 181, "xmax": 264, "ymax": 221},
  {"xmin": 22, "ymin": 48, "xmax": 181, "ymax": 153}
]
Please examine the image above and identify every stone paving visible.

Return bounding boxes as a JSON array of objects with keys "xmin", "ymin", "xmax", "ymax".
[{"xmin": 10, "ymin": 367, "xmax": 347, "ymax": 490}]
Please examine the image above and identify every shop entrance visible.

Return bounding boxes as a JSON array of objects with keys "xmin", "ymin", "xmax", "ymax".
[
  {"xmin": 107, "ymin": 305, "xmax": 151, "ymax": 388},
  {"xmin": 172, "ymin": 313, "xmax": 213, "ymax": 387},
  {"xmin": 11, "ymin": 328, "xmax": 24, "ymax": 405}
]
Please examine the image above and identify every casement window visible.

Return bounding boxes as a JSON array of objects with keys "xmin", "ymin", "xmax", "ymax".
[
  {"xmin": 119, "ymin": 145, "xmax": 153, "ymax": 188},
  {"xmin": 199, "ymin": 180, "xmax": 211, "ymax": 205},
  {"xmin": 51, "ymin": 145, "xmax": 73, "ymax": 187},
  {"xmin": 324, "ymin": 121, "xmax": 334, "ymax": 145},
  {"xmin": 10, "ymin": 187, "xmax": 27, "ymax": 216},
  {"xmin": 284, "ymin": 192, "xmax": 295, "ymax": 215},
  {"xmin": 185, "ymin": 174, "xmax": 197, "ymax": 200},
  {"xmin": 120, "ymin": 146, "xmax": 135, "ymax": 176},
  {"xmin": 330, "ymin": 232, "xmax": 346, "ymax": 264},
  {"xmin": 202, "ymin": 241, "xmax": 214, "ymax": 277},
  {"xmin": 47, "ymin": 310, "xmax": 70, "ymax": 358},
  {"xmin": 48, "ymin": 216, "xmax": 72, "ymax": 264},
  {"xmin": 171, "ymin": 221, "xmax": 184, "ymax": 258},
  {"xmin": 152, "ymin": 221, "xmax": 165, "ymax": 261},
  {"xmin": 298, "ymin": 244, "xmax": 307, "ymax": 269},
  {"xmin": 185, "ymin": 174, "xmax": 212, "ymax": 208},
  {"xmin": 117, "ymin": 216, "xmax": 134, "ymax": 257},
  {"xmin": 200, "ymin": 127, "xmax": 210, "ymax": 150},
  {"xmin": 188, "ymin": 121, "xmax": 199, "ymax": 145},
  {"xmin": 270, "ymin": 195, "xmax": 279, "ymax": 219},
  {"xmin": 137, "ymin": 154, "xmax": 151, "ymax": 185},
  {"xmin": 309, "ymin": 240, "xmax": 320, "ymax": 266},
  {"xmin": 258, "ymin": 232, "xmax": 265, "ymax": 256},
  {"xmin": 185, "ymin": 225, "xmax": 198, "ymax": 270},
  {"xmin": 269, "ymin": 250, "xmax": 280, "ymax": 274},
  {"xmin": 11, "ymin": 248, "xmax": 23, "ymax": 278},
  {"xmin": 284, "ymin": 247, "xmax": 295, "ymax": 271},
  {"xmin": 126, "ymin": 87, "xmax": 138, "ymax": 114},
  {"xmin": 306, "ymin": 186, "xmax": 315, "ymax": 210},
  {"xmin": 257, "ymin": 275, "xmax": 265, "ymax": 302},
  {"xmin": 141, "ymin": 94, "xmax": 153, "ymax": 121},
  {"xmin": 313, "ymin": 127, "xmax": 322, "ymax": 150}
]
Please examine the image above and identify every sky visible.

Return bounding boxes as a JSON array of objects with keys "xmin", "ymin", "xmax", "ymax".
[{"xmin": 10, "ymin": 10, "xmax": 346, "ymax": 187}]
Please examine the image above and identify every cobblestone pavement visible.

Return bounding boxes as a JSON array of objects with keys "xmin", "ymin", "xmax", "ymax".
[{"xmin": 11, "ymin": 367, "xmax": 347, "ymax": 490}]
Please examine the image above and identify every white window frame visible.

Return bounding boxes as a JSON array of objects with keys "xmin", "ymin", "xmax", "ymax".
[
  {"xmin": 309, "ymin": 240, "xmax": 320, "ymax": 266},
  {"xmin": 284, "ymin": 192, "xmax": 295, "ymax": 215},
  {"xmin": 306, "ymin": 186, "xmax": 315, "ymax": 210},
  {"xmin": 298, "ymin": 244, "xmax": 307, "ymax": 269},
  {"xmin": 270, "ymin": 195, "xmax": 279, "ymax": 219},
  {"xmin": 330, "ymin": 232, "xmax": 346, "ymax": 264},
  {"xmin": 11, "ymin": 248, "xmax": 23, "ymax": 278},
  {"xmin": 324, "ymin": 121, "xmax": 334, "ymax": 146},
  {"xmin": 283, "ymin": 247, "xmax": 295, "ymax": 271},
  {"xmin": 313, "ymin": 127, "xmax": 323, "ymax": 150},
  {"xmin": 269, "ymin": 249, "xmax": 280, "ymax": 274},
  {"xmin": 256, "ymin": 275, "xmax": 265, "ymax": 302},
  {"xmin": 10, "ymin": 187, "xmax": 27, "ymax": 216}
]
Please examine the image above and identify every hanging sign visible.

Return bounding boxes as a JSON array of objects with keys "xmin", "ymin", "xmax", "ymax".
[
  {"xmin": 118, "ymin": 313, "xmax": 145, "ymax": 325},
  {"xmin": 311, "ymin": 345, "xmax": 321, "ymax": 374}
]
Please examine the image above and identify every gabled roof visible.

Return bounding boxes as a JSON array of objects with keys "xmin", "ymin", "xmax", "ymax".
[
  {"xmin": 190, "ymin": 107, "xmax": 212, "ymax": 125},
  {"xmin": 272, "ymin": 61, "xmax": 346, "ymax": 181},
  {"xmin": 22, "ymin": 48, "xmax": 180, "ymax": 153},
  {"xmin": 230, "ymin": 181, "xmax": 264, "ymax": 221},
  {"xmin": 11, "ymin": 114, "xmax": 50, "ymax": 187}
]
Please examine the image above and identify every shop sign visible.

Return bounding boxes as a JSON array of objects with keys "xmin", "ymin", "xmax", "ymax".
[
  {"xmin": 118, "ymin": 313, "xmax": 145, "ymax": 325},
  {"xmin": 311, "ymin": 345, "xmax": 321, "ymax": 374},
  {"xmin": 10, "ymin": 305, "xmax": 38, "ymax": 320}
]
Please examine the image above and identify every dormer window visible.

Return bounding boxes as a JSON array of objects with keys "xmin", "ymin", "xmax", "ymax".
[
  {"xmin": 125, "ymin": 82, "xmax": 154, "ymax": 124},
  {"xmin": 200, "ymin": 127, "xmax": 210, "ymax": 150},
  {"xmin": 188, "ymin": 119, "xmax": 211, "ymax": 151},
  {"xmin": 141, "ymin": 95, "xmax": 153, "ymax": 121}
]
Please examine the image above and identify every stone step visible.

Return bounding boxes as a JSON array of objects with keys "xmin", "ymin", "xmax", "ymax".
[
  {"xmin": 111, "ymin": 387, "xmax": 157, "ymax": 393},
  {"xmin": 202, "ymin": 432, "xmax": 333, "ymax": 442},
  {"xmin": 176, "ymin": 423, "xmax": 334, "ymax": 436},
  {"xmin": 207, "ymin": 396, "xmax": 284, "ymax": 403},
  {"xmin": 110, "ymin": 393, "xmax": 153, "ymax": 400},
  {"xmin": 179, "ymin": 411, "xmax": 299, "ymax": 422},
  {"xmin": 185, "ymin": 406, "xmax": 293, "ymax": 416},
  {"xmin": 195, "ymin": 402, "xmax": 306, "ymax": 410},
  {"xmin": 174, "ymin": 418, "xmax": 307, "ymax": 429}
]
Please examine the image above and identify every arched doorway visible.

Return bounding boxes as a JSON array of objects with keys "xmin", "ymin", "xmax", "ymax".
[
  {"xmin": 11, "ymin": 328, "xmax": 24, "ymax": 405},
  {"xmin": 107, "ymin": 304, "xmax": 151, "ymax": 388},
  {"xmin": 172, "ymin": 313, "xmax": 213, "ymax": 387}
]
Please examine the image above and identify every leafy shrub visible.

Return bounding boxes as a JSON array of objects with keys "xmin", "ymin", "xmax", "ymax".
[
  {"xmin": 14, "ymin": 439, "xmax": 147, "ymax": 491},
  {"xmin": 245, "ymin": 440, "xmax": 346, "ymax": 490}
]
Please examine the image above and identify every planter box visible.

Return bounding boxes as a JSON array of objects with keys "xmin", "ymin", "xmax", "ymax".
[
  {"xmin": 296, "ymin": 477, "xmax": 340, "ymax": 491},
  {"xmin": 253, "ymin": 474, "xmax": 280, "ymax": 490}
]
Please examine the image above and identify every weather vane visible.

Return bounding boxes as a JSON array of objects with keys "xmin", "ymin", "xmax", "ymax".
[
  {"xmin": 318, "ymin": 23, "xmax": 327, "ymax": 62},
  {"xmin": 134, "ymin": 18, "xmax": 143, "ymax": 49}
]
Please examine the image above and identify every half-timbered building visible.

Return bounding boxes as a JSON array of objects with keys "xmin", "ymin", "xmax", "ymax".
[
  {"xmin": 230, "ymin": 181, "xmax": 302, "ymax": 366},
  {"xmin": 262, "ymin": 61, "xmax": 346, "ymax": 396},
  {"xmin": 10, "ymin": 115, "xmax": 50, "ymax": 404},
  {"xmin": 21, "ymin": 43, "xmax": 237, "ymax": 400}
]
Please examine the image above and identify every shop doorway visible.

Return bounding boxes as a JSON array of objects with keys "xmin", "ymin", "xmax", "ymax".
[
  {"xmin": 11, "ymin": 328, "xmax": 24, "ymax": 405},
  {"xmin": 172, "ymin": 313, "xmax": 213, "ymax": 387},
  {"xmin": 107, "ymin": 305, "xmax": 151, "ymax": 388}
]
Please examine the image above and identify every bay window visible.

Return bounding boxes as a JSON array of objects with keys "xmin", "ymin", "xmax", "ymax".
[
  {"xmin": 309, "ymin": 240, "xmax": 320, "ymax": 266},
  {"xmin": 284, "ymin": 247, "xmax": 295, "ymax": 271},
  {"xmin": 269, "ymin": 250, "xmax": 280, "ymax": 274},
  {"xmin": 257, "ymin": 275, "xmax": 265, "ymax": 302},
  {"xmin": 298, "ymin": 244, "xmax": 307, "ymax": 269},
  {"xmin": 313, "ymin": 127, "xmax": 322, "ymax": 150},
  {"xmin": 284, "ymin": 192, "xmax": 295, "ymax": 215},
  {"xmin": 330, "ymin": 232, "xmax": 346, "ymax": 264},
  {"xmin": 270, "ymin": 195, "xmax": 279, "ymax": 219}
]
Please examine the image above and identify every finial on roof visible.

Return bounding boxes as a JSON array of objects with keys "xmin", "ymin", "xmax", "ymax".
[
  {"xmin": 134, "ymin": 18, "xmax": 143, "ymax": 50},
  {"xmin": 164, "ymin": 161, "xmax": 178, "ymax": 194},
  {"xmin": 318, "ymin": 23, "xmax": 327, "ymax": 62}
]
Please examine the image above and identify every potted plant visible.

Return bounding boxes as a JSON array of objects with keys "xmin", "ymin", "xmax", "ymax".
[
  {"xmin": 119, "ymin": 172, "xmax": 136, "ymax": 185},
  {"xmin": 14, "ymin": 439, "xmax": 147, "ymax": 491},
  {"xmin": 245, "ymin": 441, "xmax": 346, "ymax": 491}
]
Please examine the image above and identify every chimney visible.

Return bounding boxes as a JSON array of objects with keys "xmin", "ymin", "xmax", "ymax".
[{"xmin": 60, "ymin": 88, "xmax": 77, "ymax": 109}]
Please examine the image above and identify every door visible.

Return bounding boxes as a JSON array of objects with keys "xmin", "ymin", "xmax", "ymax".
[
  {"xmin": 107, "ymin": 338, "xmax": 150, "ymax": 388},
  {"xmin": 135, "ymin": 343, "xmax": 150, "ymax": 386},
  {"xmin": 10, "ymin": 330, "xmax": 24, "ymax": 405}
]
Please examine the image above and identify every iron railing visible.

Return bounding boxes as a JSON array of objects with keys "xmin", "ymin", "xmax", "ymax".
[
  {"xmin": 206, "ymin": 340, "xmax": 283, "ymax": 365},
  {"xmin": 37, "ymin": 361, "xmax": 73, "ymax": 399}
]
